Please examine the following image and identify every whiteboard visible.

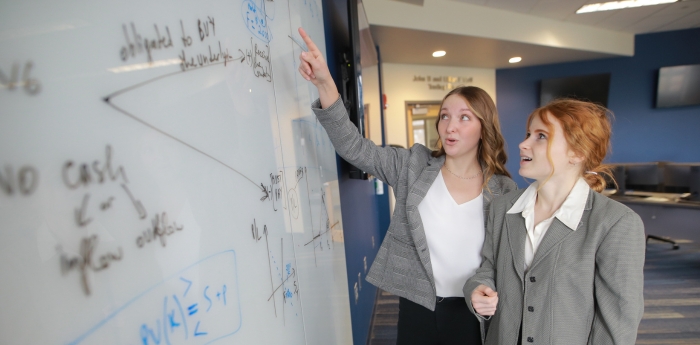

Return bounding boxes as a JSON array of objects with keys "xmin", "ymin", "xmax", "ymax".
[{"xmin": 0, "ymin": 0, "xmax": 353, "ymax": 344}]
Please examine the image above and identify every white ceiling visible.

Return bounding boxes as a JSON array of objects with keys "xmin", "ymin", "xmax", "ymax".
[
  {"xmin": 366, "ymin": 0, "xmax": 700, "ymax": 68},
  {"xmin": 453, "ymin": 0, "xmax": 700, "ymax": 33},
  {"xmin": 370, "ymin": 25, "xmax": 620, "ymax": 68}
]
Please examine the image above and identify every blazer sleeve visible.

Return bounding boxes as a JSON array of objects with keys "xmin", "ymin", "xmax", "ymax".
[
  {"xmin": 589, "ymin": 210, "xmax": 646, "ymax": 345},
  {"xmin": 464, "ymin": 198, "xmax": 499, "ymax": 320},
  {"xmin": 312, "ymin": 97, "xmax": 408, "ymax": 187}
]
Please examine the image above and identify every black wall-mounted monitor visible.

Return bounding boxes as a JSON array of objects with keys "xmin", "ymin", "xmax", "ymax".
[
  {"xmin": 690, "ymin": 166, "xmax": 700, "ymax": 201},
  {"xmin": 625, "ymin": 163, "xmax": 661, "ymax": 192},
  {"xmin": 324, "ymin": 0, "xmax": 368, "ymax": 179},
  {"xmin": 656, "ymin": 64, "xmax": 700, "ymax": 108},
  {"xmin": 663, "ymin": 164, "xmax": 692, "ymax": 194},
  {"xmin": 540, "ymin": 73, "xmax": 611, "ymax": 107}
]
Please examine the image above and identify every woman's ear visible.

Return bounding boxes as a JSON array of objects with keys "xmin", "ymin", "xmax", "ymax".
[{"xmin": 568, "ymin": 150, "xmax": 585, "ymax": 166}]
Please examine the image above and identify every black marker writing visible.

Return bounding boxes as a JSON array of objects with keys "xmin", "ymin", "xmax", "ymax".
[
  {"xmin": 62, "ymin": 145, "xmax": 129, "ymax": 190},
  {"xmin": 240, "ymin": 37, "xmax": 272, "ymax": 82},
  {"xmin": 74, "ymin": 193, "xmax": 93, "ymax": 227},
  {"xmin": 121, "ymin": 183, "xmax": 147, "ymax": 219},
  {"xmin": 0, "ymin": 60, "xmax": 41, "ymax": 95},
  {"xmin": 58, "ymin": 235, "xmax": 123, "ymax": 296},
  {"xmin": 0, "ymin": 165, "xmax": 38, "ymax": 196},
  {"xmin": 136, "ymin": 212, "xmax": 184, "ymax": 248},
  {"xmin": 251, "ymin": 219, "xmax": 268, "ymax": 242},
  {"xmin": 262, "ymin": 171, "xmax": 284, "ymax": 211},
  {"xmin": 179, "ymin": 41, "xmax": 236, "ymax": 72},
  {"xmin": 180, "ymin": 20, "xmax": 193, "ymax": 47},
  {"xmin": 260, "ymin": 183, "xmax": 270, "ymax": 201},
  {"xmin": 120, "ymin": 22, "xmax": 174, "ymax": 63},
  {"xmin": 198, "ymin": 16, "xmax": 216, "ymax": 41},
  {"xmin": 100, "ymin": 196, "xmax": 115, "ymax": 210}
]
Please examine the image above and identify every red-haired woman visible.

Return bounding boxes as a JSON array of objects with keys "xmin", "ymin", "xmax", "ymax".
[
  {"xmin": 465, "ymin": 99, "xmax": 645, "ymax": 344},
  {"xmin": 298, "ymin": 28, "xmax": 516, "ymax": 344}
]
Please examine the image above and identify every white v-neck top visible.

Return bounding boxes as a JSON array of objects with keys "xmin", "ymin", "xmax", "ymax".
[{"xmin": 418, "ymin": 171, "xmax": 484, "ymax": 297}]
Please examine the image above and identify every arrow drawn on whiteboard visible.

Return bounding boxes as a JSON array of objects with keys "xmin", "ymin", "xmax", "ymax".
[
  {"xmin": 102, "ymin": 60, "xmax": 265, "ymax": 196},
  {"xmin": 121, "ymin": 183, "xmax": 147, "ymax": 219},
  {"xmin": 260, "ymin": 183, "xmax": 270, "ymax": 201},
  {"xmin": 75, "ymin": 193, "xmax": 93, "ymax": 227}
]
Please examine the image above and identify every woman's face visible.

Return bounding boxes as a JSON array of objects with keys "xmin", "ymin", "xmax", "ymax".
[
  {"xmin": 437, "ymin": 94, "xmax": 482, "ymax": 159},
  {"xmin": 518, "ymin": 112, "xmax": 578, "ymax": 181}
]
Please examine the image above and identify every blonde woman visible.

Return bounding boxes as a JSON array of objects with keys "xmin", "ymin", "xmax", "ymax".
[{"xmin": 298, "ymin": 28, "xmax": 516, "ymax": 344}]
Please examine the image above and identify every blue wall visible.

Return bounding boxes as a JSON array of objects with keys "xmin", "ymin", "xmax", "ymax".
[
  {"xmin": 337, "ymin": 174, "xmax": 384, "ymax": 344},
  {"xmin": 497, "ymin": 28, "xmax": 700, "ymax": 188}
]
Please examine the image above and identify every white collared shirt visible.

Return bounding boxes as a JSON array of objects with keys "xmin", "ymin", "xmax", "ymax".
[{"xmin": 507, "ymin": 177, "xmax": 590, "ymax": 272}]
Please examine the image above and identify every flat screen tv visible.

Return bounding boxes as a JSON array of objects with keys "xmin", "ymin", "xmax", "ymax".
[
  {"xmin": 540, "ymin": 73, "xmax": 611, "ymax": 107},
  {"xmin": 656, "ymin": 64, "xmax": 700, "ymax": 108}
]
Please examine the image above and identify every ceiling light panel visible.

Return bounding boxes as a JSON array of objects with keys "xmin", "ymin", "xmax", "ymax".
[{"xmin": 577, "ymin": 0, "xmax": 678, "ymax": 14}]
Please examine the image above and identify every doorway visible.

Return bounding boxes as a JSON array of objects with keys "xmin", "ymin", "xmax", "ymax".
[{"xmin": 406, "ymin": 101, "xmax": 441, "ymax": 150}]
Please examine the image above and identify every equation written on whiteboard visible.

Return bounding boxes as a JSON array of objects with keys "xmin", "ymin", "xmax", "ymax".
[
  {"xmin": 242, "ymin": 0, "xmax": 273, "ymax": 43},
  {"xmin": 67, "ymin": 250, "xmax": 241, "ymax": 345}
]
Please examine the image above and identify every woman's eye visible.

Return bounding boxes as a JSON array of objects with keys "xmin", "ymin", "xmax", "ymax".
[
  {"xmin": 440, "ymin": 114, "xmax": 448, "ymax": 120},
  {"xmin": 538, "ymin": 133, "xmax": 547, "ymax": 139},
  {"xmin": 525, "ymin": 132, "xmax": 531, "ymax": 139},
  {"xmin": 461, "ymin": 115, "xmax": 469, "ymax": 121}
]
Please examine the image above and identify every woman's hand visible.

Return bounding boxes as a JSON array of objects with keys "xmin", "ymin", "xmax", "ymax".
[
  {"xmin": 297, "ymin": 27, "xmax": 339, "ymax": 108},
  {"xmin": 471, "ymin": 284, "xmax": 498, "ymax": 316}
]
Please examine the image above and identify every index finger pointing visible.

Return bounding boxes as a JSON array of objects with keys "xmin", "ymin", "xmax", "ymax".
[{"xmin": 298, "ymin": 27, "xmax": 320, "ymax": 55}]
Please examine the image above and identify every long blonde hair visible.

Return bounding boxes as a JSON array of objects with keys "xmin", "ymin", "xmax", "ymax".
[{"xmin": 432, "ymin": 86, "xmax": 511, "ymax": 187}]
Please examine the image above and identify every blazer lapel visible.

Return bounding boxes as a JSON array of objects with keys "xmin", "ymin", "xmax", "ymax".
[
  {"xmin": 529, "ymin": 219, "xmax": 573, "ymax": 269},
  {"xmin": 529, "ymin": 190, "xmax": 593, "ymax": 269},
  {"xmin": 482, "ymin": 167, "xmax": 496, "ymax": 210},
  {"xmin": 405, "ymin": 155, "xmax": 444, "ymax": 209},
  {"xmin": 506, "ymin": 213, "xmax": 526, "ymax": 282},
  {"xmin": 405, "ymin": 155, "xmax": 444, "ymax": 283}
]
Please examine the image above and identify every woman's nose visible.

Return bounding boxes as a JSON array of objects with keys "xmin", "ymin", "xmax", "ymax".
[
  {"xmin": 445, "ymin": 119, "xmax": 456, "ymax": 132},
  {"xmin": 518, "ymin": 139, "xmax": 528, "ymax": 150}
]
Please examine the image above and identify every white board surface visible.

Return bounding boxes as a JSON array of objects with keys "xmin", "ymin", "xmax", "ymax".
[{"xmin": 0, "ymin": 0, "xmax": 353, "ymax": 344}]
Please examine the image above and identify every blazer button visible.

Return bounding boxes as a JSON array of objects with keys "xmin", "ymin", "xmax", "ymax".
[
  {"xmin": 530, "ymin": 277, "xmax": 536, "ymax": 282},
  {"xmin": 528, "ymin": 306, "xmax": 534, "ymax": 312},
  {"xmin": 527, "ymin": 337, "xmax": 534, "ymax": 342}
]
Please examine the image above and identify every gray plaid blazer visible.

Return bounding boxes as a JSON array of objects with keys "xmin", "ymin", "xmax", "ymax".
[
  {"xmin": 464, "ymin": 188, "xmax": 645, "ymax": 345},
  {"xmin": 313, "ymin": 98, "xmax": 517, "ymax": 311}
]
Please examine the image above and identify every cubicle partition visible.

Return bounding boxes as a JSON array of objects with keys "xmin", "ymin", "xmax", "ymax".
[{"xmin": 606, "ymin": 162, "xmax": 700, "ymax": 247}]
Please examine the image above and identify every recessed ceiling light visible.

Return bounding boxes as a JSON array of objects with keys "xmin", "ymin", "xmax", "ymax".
[
  {"xmin": 576, "ymin": 0, "xmax": 678, "ymax": 14},
  {"xmin": 509, "ymin": 57, "xmax": 522, "ymax": 63},
  {"xmin": 432, "ymin": 50, "xmax": 446, "ymax": 57}
]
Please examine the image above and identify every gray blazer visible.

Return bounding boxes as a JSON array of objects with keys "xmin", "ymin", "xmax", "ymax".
[
  {"xmin": 464, "ymin": 188, "xmax": 645, "ymax": 345},
  {"xmin": 312, "ymin": 98, "xmax": 517, "ymax": 311}
]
